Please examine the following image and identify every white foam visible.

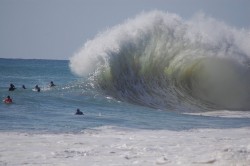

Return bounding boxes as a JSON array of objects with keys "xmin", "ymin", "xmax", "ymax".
[
  {"xmin": 185, "ymin": 110, "xmax": 250, "ymax": 118},
  {"xmin": 69, "ymin": 10, "xmax": 250, "ymax": 110},
  {"xmin": 70, "ymin": 10, "xmax": 250, "ymax": 78},
  {"xmin": 1, "ymin": 126, "xmax": 250, "ymax": 165}
]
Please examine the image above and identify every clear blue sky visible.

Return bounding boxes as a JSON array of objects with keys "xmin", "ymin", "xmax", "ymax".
[{"xmin": 0, "ymin": 0, "xmax": 249, "ymax": 60}]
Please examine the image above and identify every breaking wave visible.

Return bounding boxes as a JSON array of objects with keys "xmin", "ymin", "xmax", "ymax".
[{"xmin": 70, "ymin": 11, "xmax": 250, "ymax": 112}]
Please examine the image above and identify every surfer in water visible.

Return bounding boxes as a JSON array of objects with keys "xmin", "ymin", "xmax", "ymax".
[
  {"xmin": 3, "ymin": 96, "xmax": 13, "ymax": 104},
  {"xmin": 49, "ymin": 81, "xmax": 56, "ymax": 87},
  {"xmin": 75, "ymin": 108, "xmax": 84, "ymax": 115},
  {"xmin": 9, "ymin": 83, "xmax": 16, "ymax": 91},
  {"xmin": 22, "ymin": 85, "xmax": 26, "ymax": 89},
  {"xmin": 34, "ymin": 85, "xmax": 41, "ymax": 92}
]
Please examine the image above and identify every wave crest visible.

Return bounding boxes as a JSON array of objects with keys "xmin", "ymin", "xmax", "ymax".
[{"xmin": 70, "ymin": 11, "xmax": 250, "ymax": 111}]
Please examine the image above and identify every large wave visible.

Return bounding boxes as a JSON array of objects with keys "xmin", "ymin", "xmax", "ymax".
[{"xmin": 70, "ymin": 11, "xmax": 250, "ymax": 112}]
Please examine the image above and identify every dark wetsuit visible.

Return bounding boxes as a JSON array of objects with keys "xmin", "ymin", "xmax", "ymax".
[
  {"xmin": 9, "ymin": 84, "xmax": 16, "ymax": 91},
  {"xmin": 50, "ymin": 81, "xmax": 55, "ymax": 87},
  {"xmin": 75, "ymin": 109, "xmax": 84, "ymax": 115},
  {"xmin": 35, "ymin": 85, "xmax": 41, "ymax": 92}
]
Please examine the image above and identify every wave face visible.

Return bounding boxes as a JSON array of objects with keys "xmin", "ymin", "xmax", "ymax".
[{"xmin": 70, "ymin": 11, "xmax": 250, "ymax": 112}]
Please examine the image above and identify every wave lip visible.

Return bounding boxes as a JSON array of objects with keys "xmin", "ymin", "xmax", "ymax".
[{"xmin": 70, "ymin": 10, "xmax": 250, "ymax": 111}]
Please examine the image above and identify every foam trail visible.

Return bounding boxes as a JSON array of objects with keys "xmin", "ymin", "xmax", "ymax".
[{"xmin": 70, "ymin": 11, "xmax": 250, "ymax": 111}]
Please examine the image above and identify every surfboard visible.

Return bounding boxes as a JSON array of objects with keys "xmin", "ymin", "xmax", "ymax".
[
  {"xmin": 3, "ymin": 100, "xmax": 12, "ymax": 104},
  {"xmin": 32, "ymin": 88, "xmax": 37, "ymax": 92},
  {"xmin": 32, "ymin": 88, "xmax": 40, "ymax": 92}
]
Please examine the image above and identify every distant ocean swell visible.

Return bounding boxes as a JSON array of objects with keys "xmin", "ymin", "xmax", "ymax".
[{"xmin": 70, "ymin": 11, "xmax": 250, "ymax": 111}]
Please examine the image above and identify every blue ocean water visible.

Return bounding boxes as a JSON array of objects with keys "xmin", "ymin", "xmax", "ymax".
[
  {"xmin": 1, "ymin": 11, "xmax": 250, "ymax": 133},
  {"xmin": 0, "ymin": 58, "xmax": 250, "ymax": 133}
]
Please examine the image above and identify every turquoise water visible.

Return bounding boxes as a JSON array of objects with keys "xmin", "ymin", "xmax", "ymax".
[{"xmin": 0, "ymin": 58, "xmax": 250, "ymax": 133}]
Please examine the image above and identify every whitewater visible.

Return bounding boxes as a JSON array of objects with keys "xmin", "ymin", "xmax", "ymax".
[
  {"xmin": 70, "ymin": 10, "xmax": 250, "ymax": 111},
  {"xmin": 1, "ymin": 11, "xmax": 250, "ymax": 165}
]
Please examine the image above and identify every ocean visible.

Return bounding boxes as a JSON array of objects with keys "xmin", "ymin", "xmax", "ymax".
[{"xmin": 1, "ymin": 11, "xmax": 250, "ymax": 165}]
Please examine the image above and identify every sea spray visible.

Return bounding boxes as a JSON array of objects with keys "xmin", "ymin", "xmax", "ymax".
[{"xmin": 70, "ymin": 11, "xmax": 250, "ymax": 111}]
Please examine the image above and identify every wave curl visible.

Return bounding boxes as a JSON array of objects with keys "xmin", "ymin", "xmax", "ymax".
[{"xmin": 70, "ymin": 11, "xmax": 250, "ymax": 111}]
